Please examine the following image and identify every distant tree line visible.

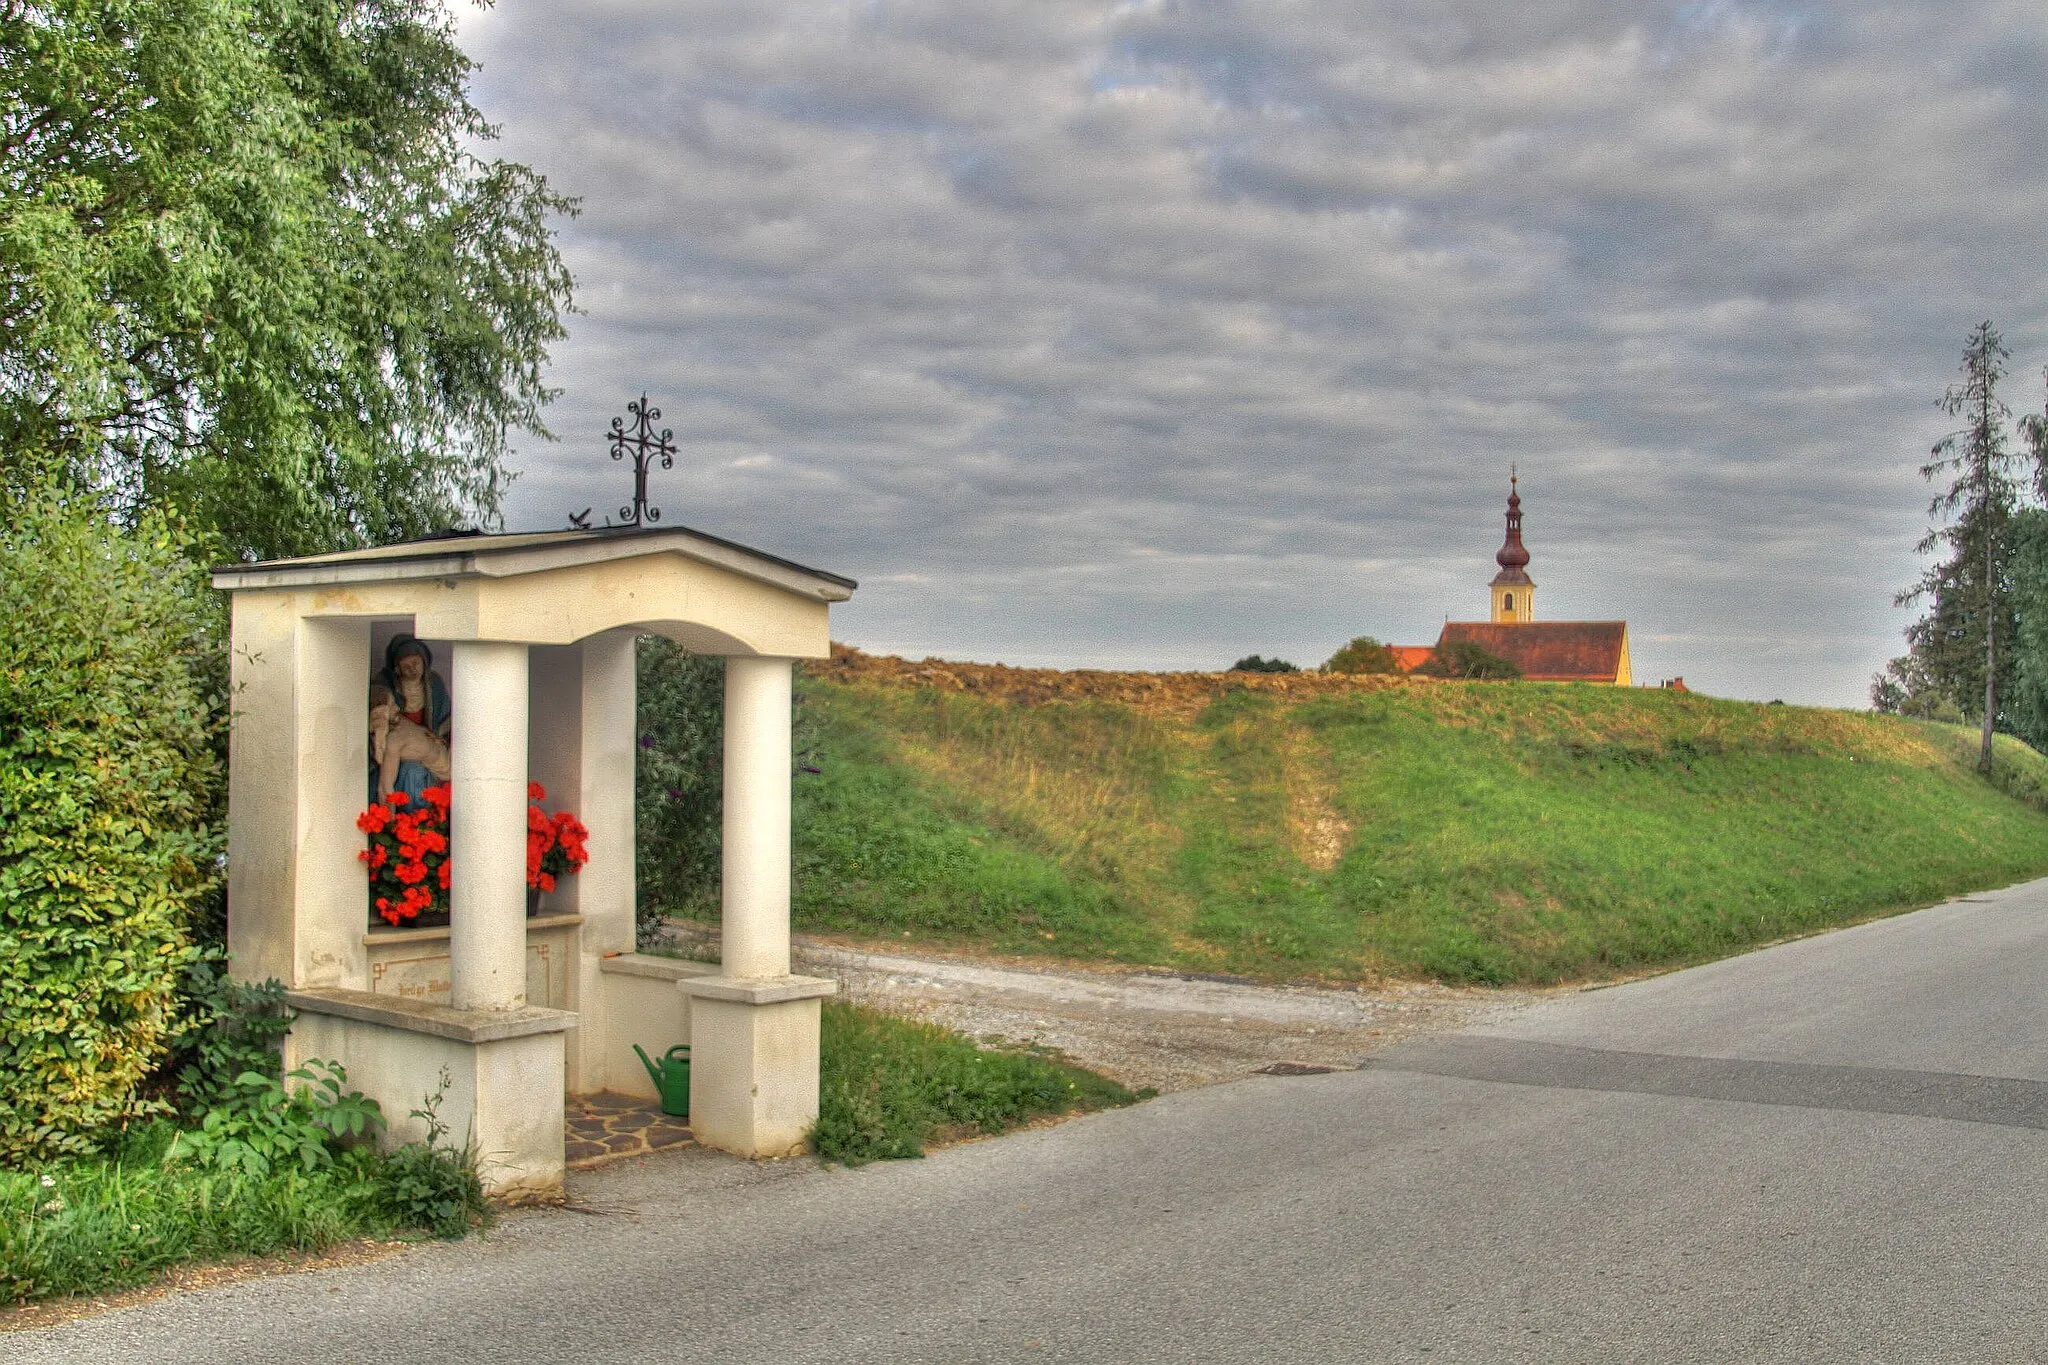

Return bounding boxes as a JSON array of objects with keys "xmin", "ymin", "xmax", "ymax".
[
  {"xmin": 1874, "ymin": 322, "xmax": 2048, "ymax": 771},
  {"xmin": 1229, "ymin": 637, "xmax": 1518, "ymax": 680}
]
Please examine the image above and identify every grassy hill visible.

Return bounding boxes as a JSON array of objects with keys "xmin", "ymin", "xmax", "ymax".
[{"xmin": 761, "ymin": 650, "xmax": 2048, "ymax": 987}]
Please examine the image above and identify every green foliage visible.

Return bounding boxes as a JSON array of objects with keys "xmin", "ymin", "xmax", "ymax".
[
  {"xmin": 635, "ymin": 639, "xmax": 726, "ymax": 931},
  {"xmin": 1883, "ymin": 322, "xmax": 2025, "ymax": 763},
  {"xmin": 1419, "ymin": 640, "xmax": 1521, "ymax": 679},
  {"xmin": 2005, "ymin": 508, "xmax": 2048, "ymax": 750},
  {"xmin": 1, "ymin": 1064, "xmax": 483, "ymax": 1305},
  {"xmin": 0, "ymin": 498, "xmax": 224, "ymax": 1161},
  {"xmin": 0, "ymin": 0, "xmax": 575, "ymax": 559},
  {"xmin": 1322, "ymin": 636, "xmax": 1400, "ymax": 674},
  {"xmin": 167, "ymin": 1060, "xmax": 385, "ymax": 1179},
  {"xmin": 169, "ymin": 959, "xmax": 295, "ymax": 1114},
  {"xmin": 1230, "ymin": 655, "xmax": 1299, "ymax": 673},
  {"xmin": 812, "ymin": 1001, "xmax": 1144, "ymax": 1165},
  {"xmin": 793, "ymin": 677, "xmax": 2048, "ymax": 985},
  {"xmin": 373, "ymin": 1067, "xmax": 484, "ymax": 1239}
]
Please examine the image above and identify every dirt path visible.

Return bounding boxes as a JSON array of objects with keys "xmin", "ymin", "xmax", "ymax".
[{"xmin": 662, "ymin": 928, "xmax": 1568, "ymax": 1093}]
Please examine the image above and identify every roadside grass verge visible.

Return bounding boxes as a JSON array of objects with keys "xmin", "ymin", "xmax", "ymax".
[
  {"xmin": 0, "ymin": 1122, "xmax": 480, "ymax": 1307},
  {"xmin": 755, "ymin": 677, "xmax": 2048, "ymax": 987},
  {"xmin": 813, "ymin": 1001, "xmax": 1148, "ymax": 1165}
]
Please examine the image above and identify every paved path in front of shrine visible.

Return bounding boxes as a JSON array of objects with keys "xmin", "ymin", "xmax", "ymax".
[{"xmin": 17, "ymin": 881, "xmax": 2048, "ymax": 1363}]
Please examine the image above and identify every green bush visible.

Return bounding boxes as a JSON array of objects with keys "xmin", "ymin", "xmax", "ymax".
[
  {"xmin": 0, "ymin": 499, "xmax": 226, "ymax": 1161},
  {"xmin": 1323, "ymin": 636, "xmax": 1401, "ymax": 674},
  {"xmin": 1420, "ymin": 640, "xmax": 1522, "ymax": 679},
  {"xmin": 1229, "ymin": 655, "xmax": 1299, "ymax": 673},
  {"xmin": 170, "ymin": 959, "xmax": 295, "ymax": 1115}
]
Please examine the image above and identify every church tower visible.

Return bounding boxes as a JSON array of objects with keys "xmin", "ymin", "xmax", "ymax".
[{"xmin": 1489, "ymin": 469, "xmax": 1534, "ymax": 624}]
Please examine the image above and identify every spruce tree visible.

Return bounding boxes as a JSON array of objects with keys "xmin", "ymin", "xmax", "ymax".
[{"xmin": 1896, "ymin": 322, "xmax": 2023, "ymax": 773}]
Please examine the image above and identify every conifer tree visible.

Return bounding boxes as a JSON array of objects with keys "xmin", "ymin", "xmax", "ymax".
[{"xmin": 1894, "ymin": 322, "xmax": 2023, "ymax": 773}]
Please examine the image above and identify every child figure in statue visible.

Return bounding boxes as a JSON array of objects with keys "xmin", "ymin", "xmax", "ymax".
[
  {"xmin": 369, "ymin": 683, "xmax": 451, "ymax": 798},
  {"xmin": 372, "ymin": 633, "xmax": 452, "ymax": 801}
]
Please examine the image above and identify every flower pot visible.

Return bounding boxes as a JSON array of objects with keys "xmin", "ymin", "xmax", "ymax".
[{"xmin": 526, "ymin": 887, "xmax": 542, "ymax": 917}]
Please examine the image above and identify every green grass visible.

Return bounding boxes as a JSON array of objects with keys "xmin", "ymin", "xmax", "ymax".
[
  {"xmin": 0, "ymin": 1121, "xmax": 472, "ymax": 1306},
  {"xmin": 762, "ymin": 677, "xmax": 2048, "ymax": 986},
  {"xmin": 813, "ymin": 1001, "xmax": 1147, "ymax": 1164}
]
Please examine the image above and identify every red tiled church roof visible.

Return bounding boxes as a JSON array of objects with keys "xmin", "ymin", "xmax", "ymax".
[
  {"xmin": 1387, "ymin": 645, "xmax": 1435, "ymax": 672},
  {"xmin": 1436, "ymin": 621, "xmax": 1628, "ymax": 683}
]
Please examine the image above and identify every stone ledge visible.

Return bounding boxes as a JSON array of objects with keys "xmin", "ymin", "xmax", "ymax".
[
  {"xmin": 361, "ymin": 913, "xmax": 583, "ymax": 947},
  {"xmin": 676, "ymin": 974, "xmax": 838, "ymax": 1006},
  {"xmin": 287, "ymin": 987, "xmax": 576, "ymax": 1044},
  {"xmin": 599, "ymin": 952, "xmax": 721, "ymax": 982}
]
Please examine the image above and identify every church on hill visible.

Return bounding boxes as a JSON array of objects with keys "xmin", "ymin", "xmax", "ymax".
[{"xmin": 1405, "ymin": 474, "xmax": 1631, "ymax": 685}]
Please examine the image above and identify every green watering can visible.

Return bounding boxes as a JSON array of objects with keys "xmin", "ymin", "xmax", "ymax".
[{"xmin": 633, "ymin": 1043, "xmax": 691, "ymax": 1118}]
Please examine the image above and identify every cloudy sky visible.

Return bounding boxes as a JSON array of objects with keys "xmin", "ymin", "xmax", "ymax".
[{"xmin": 458, "ymin": 0, "xmax": 2048, "ymax": 706}]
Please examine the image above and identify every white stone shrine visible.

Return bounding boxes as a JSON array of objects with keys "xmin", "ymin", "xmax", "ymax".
[{"xmin": 211, "ymin": 527, "xmax": 854, "ymax": 1199}]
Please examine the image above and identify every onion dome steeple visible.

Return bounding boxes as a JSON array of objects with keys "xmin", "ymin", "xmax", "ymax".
[{"xmin": 1489, "ymin": 468, "xmax": 1535, "ymax": 623}]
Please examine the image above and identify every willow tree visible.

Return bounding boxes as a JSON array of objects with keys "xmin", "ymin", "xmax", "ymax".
[{"xmin": 0, "ymin": 0, "xmax": 574, "ymax": 559}]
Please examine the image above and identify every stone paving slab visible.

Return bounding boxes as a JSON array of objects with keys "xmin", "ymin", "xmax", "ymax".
[{"xmin": 565, "ymin": 1093, "xmax": 693, "ymax": 1168}]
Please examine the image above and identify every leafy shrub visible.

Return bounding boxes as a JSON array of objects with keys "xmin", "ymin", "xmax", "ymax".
[
  {"xmin": 167, "ymin": 1061, "xmax": 385, "ymax": 1179},
  {"xmin": 170, "ymin": 959, "xmax": 295, "ymax": 1115},
  {"xmin": 373, "ymin": 1068, "xmax": 484, "ymax": 1239},
  {"xmin": 1323, "ymin": 636, "xmax": 1402, "ymax": 674},
  {"xmin": 1420, "ymin": 640, "xmax": 1522, "ymax": 679},
  {"xmin": 0, "ymin": 499, "xmax": 225, "ymax": 1160},
  {"xmin": 1229, "ymin": 655, "xmax": 1299, "ymax": 673}
]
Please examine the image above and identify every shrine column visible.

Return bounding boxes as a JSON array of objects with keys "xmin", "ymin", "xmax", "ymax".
[
  {"xmin": 679, "ymin": 653, "xmax": 835, "ymax": 1158},
  {"xmin": 450, "ymin": 640, "xmax": 530, "ymax": 1010},
  {"xmin": 723, "ymin": 655, "xmax": 793, "ymax": 978}
]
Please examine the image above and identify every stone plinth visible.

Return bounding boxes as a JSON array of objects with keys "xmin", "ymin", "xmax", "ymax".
[
  {"xmin": 287, "ymin": 987, "xmax": 573, "ymax": 1202},
  {"xmin": 679, "ymin": 974, "xmax": 836, "ymax": 1158}
]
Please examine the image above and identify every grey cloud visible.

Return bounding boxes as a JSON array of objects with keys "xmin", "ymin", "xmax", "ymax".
[{"xmin": 459, "ymin": 0, "xmax": 2048, "ymax": 703}]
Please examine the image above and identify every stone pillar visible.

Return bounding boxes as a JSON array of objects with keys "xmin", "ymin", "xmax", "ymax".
[
  {"xmin": 722, "ymin": 655, "xmax": 792, "ymax": 979},
  {"xmin": 293, "ymin": 617, "xmax": 373, "ymax": 991},
  {"xmin": 579, "ymin": 632, "xmax": 638, "ymax": 955},
  {"xmin": 450, "ymin": 640, "xmax": 530, "ymax": 1011},
  {"xmin": 571, "ymin": 630, "xmax": 639, "ymax": 1093},
  {"xmin": 682, "ymin": 653, "xmax": 834, "ymax": 1158}
]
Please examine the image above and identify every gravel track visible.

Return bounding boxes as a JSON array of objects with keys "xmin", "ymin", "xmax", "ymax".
[{"xmin": 741, "ymin": 931, "xmax": 1566, "ymax": 1092}]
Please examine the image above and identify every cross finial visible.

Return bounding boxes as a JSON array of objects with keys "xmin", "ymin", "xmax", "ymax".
[{"xmin": 604, "ymin": 393, "xmax": 677, "ymax": 528}]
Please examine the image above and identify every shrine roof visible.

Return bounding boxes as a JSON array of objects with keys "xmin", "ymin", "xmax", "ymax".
[{"xmin": 210, "ymin": 524, "xmax": 856, "ymax": 602}]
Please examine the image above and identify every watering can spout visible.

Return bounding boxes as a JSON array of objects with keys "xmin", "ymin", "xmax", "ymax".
[{"xmin": 632, "ymin": 1043, "xmax": 662, "ymax": 1088}]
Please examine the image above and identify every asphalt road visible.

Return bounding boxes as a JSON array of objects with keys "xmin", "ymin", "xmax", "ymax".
[{"xmin": 17, "ymin": 883, "xmax": 2048, "ymax": 1363}]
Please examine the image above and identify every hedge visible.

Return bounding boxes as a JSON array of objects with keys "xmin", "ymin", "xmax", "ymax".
[{"xmin": 0, "ymin": 500, "xmax": 224, "ymax": 1160}]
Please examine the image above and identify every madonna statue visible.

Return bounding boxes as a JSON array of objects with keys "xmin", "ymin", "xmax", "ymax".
[{"xmin": 372, "ymin": 634, "xmax": 452, "ymax": 801}]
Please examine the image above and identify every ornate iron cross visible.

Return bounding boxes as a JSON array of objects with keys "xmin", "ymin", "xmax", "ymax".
[{"xmin": 606, "ymin": 393, "xmax": 676, "ymax": 527}]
